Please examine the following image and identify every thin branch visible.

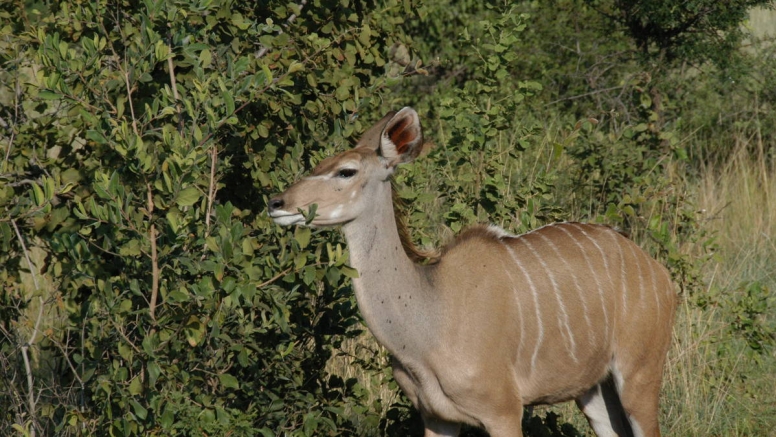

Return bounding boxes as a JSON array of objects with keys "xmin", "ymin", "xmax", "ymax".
[
  {"xmin": 11, "ymin": 219, "xmax": 43, "ymax": 437},
  {"xmin": 2, "ymin": 59, "xmax": 21, "ymax": 174},
  {"xmin": 10, "ymin": 219, "xmax": 39, "ymax": 299},
  {"xmin": 167, "ymin": 32, "xmax": 184, "ymax": 135},
  {"xmin": 49, "ymin": 333, "xmax": 84, "ymax": 387},
  {"xmin": 203, "ymin": 145, "xmax": 218, "ymax": 257},
  {"xmin": 257, "ymin": 267, "xmax": 292, "ymax": 289},
  {"xmin": 7, "ymin": 179, "xmax": 37, "ymax": 187},
  {"xmin": 78, "ymin": 233, "xmax": 122, "ymax": 257},
  {"xmin": 110, "ymin": 320, "xmax": 143, "ymax": 354},
  {"xmin": 124, "ymin": 69, "xmax": 139, "ymax": 136},
  {"xmin": 95, "ymin": 8, "xmax": 138, "ymax": 136},
  {"xmin": 146, "ymin": 184, "xmax": 160, "ymax": 321}
]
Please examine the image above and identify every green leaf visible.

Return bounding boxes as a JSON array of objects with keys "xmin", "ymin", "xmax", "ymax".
[
  {"xmin": 166, "ymin": 209, "xmax": 181, "ymax": 233},
  {"xmin": 31, "ymin": 182, "xmax": 44, "ymax": 206},
  {"xmin": 218, "ymin": 373, "xmax": 240, "ymax": 390},
  {"xmin": 160, "ymin": 406, "xmax": 174, "ymax": 429},
  {"xmin": 86, "ymin": 130, "xmax": 108, "ymax": 145},
  {"xmin": 294, "ymin": 226, "xmax": 311, "ymax": 249},
  {"xmin": 176, "ymin": 186, "xmax": 200, "ymax": 207},
  {"xmin": 129, "ymin": 400, "xmax": 148, "ymax": 420},
  {"xmin": 231, "ymin": 12, "xmax": 250, "ymax": 30},
  {"xmin": 288, "ymin": 61, "xmax": 304, "ymax": 74},
  {"xmin": 200, "ymin": 49, "xmax": 212, "ymax": 68},
  {"xmin": 128, "ymin": 377, "xmax": 143, "ymax": 396},
  {"xmin": 11, "ymin": 424, "xmax": 29, "ymax": 435},
  {"xmin": 154, "ymin": 40, "xmax": 169, "ymax": 61},
  {"xmin": 147, "ymin": 361, "xmax": 161, "ymax": 386},
  {"xmin": 340, "ymin": 265, "xmax": 359, "ymax": 279},
  {"xmin": 224, "ymin": 91, "xmax": 235, "ymax": 115},
  {"xmin": 119, "ymin": 239, "xmax": 141, "ymax": 256},
  {"xmin": 38, "ymin": 89, "xmax": 62, "ymax": 100},
  {"xmin": 261, "ymin": 62, "xmax": 273, "ymax": 86},
  {"xmin": 184, "ymin": 315, "xmax": 205, "ymax": 347}
]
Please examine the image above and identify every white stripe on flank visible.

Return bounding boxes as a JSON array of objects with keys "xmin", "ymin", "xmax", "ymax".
[
  {"xmin": 538, "ymin": 232, "xmax": 595, "ymax": 346},
  {"xmin": 521, "ymin": 237, "xmax": 578, "ymax": 363},
  {"xmin": 499, "ymin": 257, "xmax": 526, "ymax": 365},
  {"xmin": 609, "ymin": 231, "xmax": 628, "ymax": 318},
  {"xmin": 573, "ymin": 225, "xmax": 615, "ymax": 294},
  {"xmin": 489, "ymin": 222, "xmax": 565, "ymax": 240},
  {"xmin": 625, "ymin": 241, "xmax": 646, "ymax": 311},
  {"xmin": 646, "ymin": 254, "xmax": 661, "ymax": 324},
  {"xmin": 555, "ymin": 225, "xmax": 610, "ymax": 341},
  {"xmin": 573, "ymin": 225, "xmax": 617, "ymax": 338},
  {"xmin": 501, "ymin": 240, "xmax": 544, "ymax": 374}
]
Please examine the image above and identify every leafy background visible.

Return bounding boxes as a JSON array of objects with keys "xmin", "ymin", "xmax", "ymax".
[{"xmin": 1, "ymin": 0, "xmax": 775, "ymax": 436}]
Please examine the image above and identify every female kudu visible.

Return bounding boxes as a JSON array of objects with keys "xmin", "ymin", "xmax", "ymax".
[{"xmin": 268, "ymin": 107, "xmax": 676, "ymax": 437}]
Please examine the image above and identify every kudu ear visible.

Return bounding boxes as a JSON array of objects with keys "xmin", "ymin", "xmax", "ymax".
[
  {"xmin": 378, "ymin": 107, "xmax": 423, "ymax": 166},
  {"xmin": 355, "ymin": 111, "xmax": 397, "ymax": 150}
]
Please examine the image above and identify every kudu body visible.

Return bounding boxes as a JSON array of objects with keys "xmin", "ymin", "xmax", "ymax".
[{"xmin": 268, "ymin": 108, "xmax": 677, "ymax": 437}]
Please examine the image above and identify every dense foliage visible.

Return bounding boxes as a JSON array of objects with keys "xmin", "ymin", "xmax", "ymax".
[{"xmin": 1, "ymin": 0, "xmax": 774, "ymax": 436}]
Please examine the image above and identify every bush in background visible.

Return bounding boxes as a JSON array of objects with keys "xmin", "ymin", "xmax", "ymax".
[{"xmin": 1, "ymin": 0, "xmax": 774, "ymax": 436}]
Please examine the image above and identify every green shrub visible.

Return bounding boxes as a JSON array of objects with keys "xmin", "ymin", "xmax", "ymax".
[
  {"xmin": 1, "ymin": 0, "xmax": 420, "ymax": 435},
  {"xmin": 2, "ymin": 0, "xmax": 773, "ymax": 436}
]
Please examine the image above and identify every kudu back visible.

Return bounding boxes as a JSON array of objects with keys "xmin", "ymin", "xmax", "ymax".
[{"xmin": 269, "ymin": 107, "xmax": 677, "ymax": 437}]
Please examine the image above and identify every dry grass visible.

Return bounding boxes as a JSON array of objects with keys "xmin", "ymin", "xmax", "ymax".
[
  {"xmin": 696, "ymin": 144, "xmax": 776, "ymax": 284},
  {"xmin": 663, "ymin": 139, "xmax": 776, "ymax": 436}
]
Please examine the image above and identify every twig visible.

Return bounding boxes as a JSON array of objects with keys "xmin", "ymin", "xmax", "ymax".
[
  {"xmin": 95, "ymin": 8, "xmax": 138, "ymax": 136},
  {"xmin": 146, "ymin": 184, "xmax": 160, "ymax": 321},
  {"xmin": 124, "ymin": 69, "xmax": 139, "ymax": 136},
  {"xmin": 7, "ymin": 179, "xmax": 36, "ymax": 187},
  {"xmin": 167, "ymin": 32, "xmax": 184, "ymax": 135},
  {"xmin": 203, "ymin": 145, "xmax": 218, "ymax": 256},
  {"xmin": 257, "ymin": 267, "xmax": 292, "ymax": 289},
  {"xmin": 49, "ymin": 333, "xmax": 84, "ymax": 387},
  {"xmin": 11, "ymin": 219, "xmax": 43, "ymax": 437},
  {"xmin": 110, "ymin": 319, "xmax": 143, "ymax": 354},
  {"xmin": 2, "ymin": 60, "xmax": 21, "ymax": 174}
]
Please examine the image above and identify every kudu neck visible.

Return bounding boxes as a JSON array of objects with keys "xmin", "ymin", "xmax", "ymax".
[
  {"xmin": 341, "ymin": 182, "xmax": 437, "ymax": 354},
  {"xmin": 341, "ymin": 182, "xmax": 413, "ymax": 271}
]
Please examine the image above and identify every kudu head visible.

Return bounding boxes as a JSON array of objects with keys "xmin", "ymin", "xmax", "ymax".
[{"xmin": 268, "ymin": 107, "xmax": 423, "ymax": 227}]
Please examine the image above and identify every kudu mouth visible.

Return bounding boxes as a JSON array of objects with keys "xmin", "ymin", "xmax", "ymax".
[{"xmin": 267, "ymin": 196, "xmax": 305, "ymax": 226}]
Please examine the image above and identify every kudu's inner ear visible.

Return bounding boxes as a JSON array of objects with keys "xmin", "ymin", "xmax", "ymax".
[{"xmin": 379, "ymin": 107, "xmax": 423, "ymax": 165}]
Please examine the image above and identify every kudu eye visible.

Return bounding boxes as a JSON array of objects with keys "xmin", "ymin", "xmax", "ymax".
[{"xmin": 337, "ymin": 168, "xmax": 358, "ymax": 178}]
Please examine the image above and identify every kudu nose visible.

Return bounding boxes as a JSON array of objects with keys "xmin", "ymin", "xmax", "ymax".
[{"xmin": 268, "ymin": 197, "xmax": 284, "ymax": 212}]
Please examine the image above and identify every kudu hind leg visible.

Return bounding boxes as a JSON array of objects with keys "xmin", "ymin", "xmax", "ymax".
[
  {"xmin": 576, "ymin": 376, "xmax": 633, "ymax": 437},
  {"xmin": 615, "ymin": 366, "xmax": 663, "ymax": 437}
]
